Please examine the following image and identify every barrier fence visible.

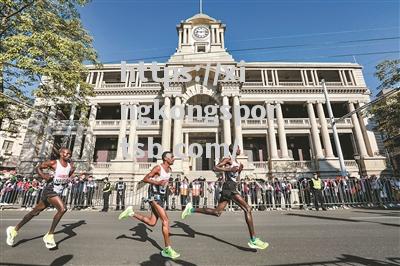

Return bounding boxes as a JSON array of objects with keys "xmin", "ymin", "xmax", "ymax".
[{"xmin": 1, "ymin": 177, "xmax": 399, "ymax": 211}]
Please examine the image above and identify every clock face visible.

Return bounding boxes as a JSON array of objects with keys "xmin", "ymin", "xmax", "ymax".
[{"xmin": 193, "ymin": 26, "xmax": 209, "ymax": 39}]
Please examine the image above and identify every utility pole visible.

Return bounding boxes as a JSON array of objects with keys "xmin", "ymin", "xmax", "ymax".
[{"xmin": 321, "ymin": 80, "xmax": 347, "ymax": 177}]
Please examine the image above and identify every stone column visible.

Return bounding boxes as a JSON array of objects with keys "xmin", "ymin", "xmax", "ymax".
[
  {"xmin": 39, "ymin": 105, "xmax": 56, "ymax": 159},
  {"xmin": 81, "ymin": 104, "xmax": 98, "ymax": 163},
  {"xmin": 72, "ymin": 108, "xmax": 88, "ymax": 160},
  {"xmin": 348, "ymin": 102, "xmax": 368, "ymax": 157},
  {"xmin": 115, "ymin": 102, "xmax": 129, "ymax": 160},
  {"xmin": 17, "ymin": 104, "xmax": 47, "ymax": 174},
  {"xmin": 161, "ymin": 96, "xmax": 172, "ymax": 152},
  {"xmin": 307, "ymin": 101, "xmax": 324, "ymax": 159},
  {"xmin": 172, "ymin": 96, "xmax": 184, "ymax": 156},
  {"xmin": 232, "ymin": 95, "xmax": 244, "ymax": 152},
  {"xmin": 266, "ymin": 102, "xmax": 278, "ymax": 159},
  {"xmin": 222, "ymin": 95, "xmax": 232, "ymax": 145},
  {"xmin": 316, "ymin": 102, "xmax": 335, "ymax": 158},
  {"xmin": 127, "ymin": 102, "xmax": 138, "ymax": 160},
  {"xmin": 275, "ymin": 101, "xmax": 289, "ymax": 158}
]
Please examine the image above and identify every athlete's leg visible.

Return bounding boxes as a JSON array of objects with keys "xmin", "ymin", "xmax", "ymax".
[
  {"xmin": 193, "ymin": 200, "xmax": 228, "ymax": 217},
  {"xmin": 15, "ymin": 200, "xmax": 47, "ymax": 231},
  {"xmin": 47, "ymin": 196, "xmax": 67, "ymax": 234},
  {"xmin": 150, "ymin": 202, "xmax": 171, "ymax": 247},
  {"xmin": 131, "ymin": 201, "xmax": 159, "ymax": 227},
  {"xmin": 232, "ymin": 193, "xmax": 255, "ymax": 238}
]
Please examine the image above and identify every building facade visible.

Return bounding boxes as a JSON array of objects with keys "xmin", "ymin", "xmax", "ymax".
[{"xmin": 16, "ymin": 13, "xmax": 389, "ymax": 180}]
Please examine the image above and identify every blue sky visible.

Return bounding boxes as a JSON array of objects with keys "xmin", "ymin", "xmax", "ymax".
[{"xmin": 79, "ymin": 0, "xmax": 399, "ymax": 95}]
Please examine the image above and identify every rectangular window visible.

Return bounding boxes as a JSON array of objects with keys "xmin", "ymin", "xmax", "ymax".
[
  {"xmin": 197, "ymin": 45, "xmax": 206, "ymax": 53},
  {"xmin": 2, "ymin": 140, "xmax": 13, "ymax": 153}
]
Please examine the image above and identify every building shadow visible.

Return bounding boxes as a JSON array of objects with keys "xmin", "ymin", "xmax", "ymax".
[
  {"xmin": 0, "ymin": 254, "xmax": 73, "ymax": 266},
  {"xmin": 268, "ymin": 254, "xmax": 400, "ymax": 266},
  {"xmin": 286, "ymin": 213, "xmax": 399, "ymax": 228},
  {"xmin": 170, "ymin": 221, "xmax": 256, "ymax": 252},
  {"xmin": 13, "ymin": 220, "xmax": 86, "ymax": 248},
  {"xmin": 116, "ymin": 223, "xmax": 162, "ymax": 251}
]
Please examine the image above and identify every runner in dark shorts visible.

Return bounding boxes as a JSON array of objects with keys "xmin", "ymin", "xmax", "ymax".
[
  {"xmin": 181, "ymin": 144, "xmax": 269, "ymax": 250},
  {"xmin": 118, "ymin": 151, "xmax": 180, "ymax": 259},
  {"xmin": 6, "ymin": 148, "xmax": 75, "ymax": 249}
]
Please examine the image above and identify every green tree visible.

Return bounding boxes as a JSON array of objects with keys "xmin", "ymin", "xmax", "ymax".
[
  {"xmin": 371, "ymin": 59, "xmax": 400, "ymax": 148},
  {"xmin": 0, "ymin": 0, "xmax": 98, "ymax": 131}
]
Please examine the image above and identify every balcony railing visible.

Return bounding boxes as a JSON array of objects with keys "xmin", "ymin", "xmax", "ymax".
[
  {"xmin": 344, "ymin": 160, "xmax": 358, "ymax": 167},
  {"xmin": 323, "ymin": 81, "xmax": 343, "ymax": 86},
  {"xmin": 284, "ymin": 118, "xmax": 310, "ymax": 126},
  {"xmin": 253, "ymin": 161, "xmax": 268, "ymax": 169},
  {"xmin": 95, "ymin": 120, "xmax": 120, "ymax": 128},
  {"xmin": 138, "ymin": 162, "xmax": 155, "ymax": 171},
  {"xmin": 183, "ymin": 116, "xmax": 219, "ymax": 127},
  {"xmin": 92, "ymin": 162, "xmax": 112, "ymax": 169},
  {"xmin": 243, "ymin": 82, "xmax": 264, "ymax": 87},
  {"xmin": 241, "ymin": 119, "xmax": 267, "ymax": 127},
  {"xmin": 140, "ymin": 82, "xmax": 161, "ymax": 88},
  {"xmin": 292, "ymin": 161, "xmax": 312, "ymax": 168},
  {"xmin": 278, "ymin": 81, "xmax": 304, "ymax": 86},
  {"xmin": 101, "ymin": 82, "xmax": 125, "ymax": 88},
  {"xmin": 325, "ymin": 118, "xmax": 353, "ymax": 127}
]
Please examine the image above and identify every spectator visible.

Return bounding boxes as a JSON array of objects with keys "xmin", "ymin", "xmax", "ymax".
[
  {"xmin": 191, "ymin": 178, "xmax": 201, "ymax": 208},
  {"xmin": 86, "ymin": 175, "xmax": 96, "ymax": 209},
  {"xmin": 115, "ymin": 177, "xmax": 126, "ymax": 211},
  {"xmin": 100, "ymin": 177, "xmax": 112, "ymax": 212},
  {"xmin": 274, "ymin": 178, "xmax": 282, "ymax": 210},
  {"xmin": 310, "ymin": 172, "xmax": 327, "ymax": 211},
  {"xmin": 282, "ymin": 177, "xmax": 292, "ymax": 210},
  {"xmin": 180, "ymin": 176, "xmax": 189, "ymax": 211},
  {"xmin": 265, "ymin": 180, "xmax": 274, "ymax": 210}
]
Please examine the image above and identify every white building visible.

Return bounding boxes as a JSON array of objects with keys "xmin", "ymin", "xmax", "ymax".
[
  {"xmin": 1, "ymin": 119, "xmax": 28, "ymax": 170},
  {"xmin": 16, "ymin": 12, "xmax": 389, "ymax": 180}
]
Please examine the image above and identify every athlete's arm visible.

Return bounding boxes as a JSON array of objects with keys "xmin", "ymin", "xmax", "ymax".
[
  {"xmin": 213, "ymin": 158, "xmax": 233, "ymax": 172},
  {"xmin": 36, "ymin": 160, "xmax": 56, "ymax": 182},
  {"xmin": 143, "ymin": 166, "xmax": 167, "ymax": 186},
  {"xmin": 69, "ymin": 161, "xmax": 76, "ymax": 178}
]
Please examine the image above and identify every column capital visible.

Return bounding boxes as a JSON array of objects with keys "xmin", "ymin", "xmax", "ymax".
[
  {"xmin": 306, "ymin": 100, "xmax": 317, "ymax": 104},
  {"xmin": 274, "ymin": 100, "xmax": 283, "ymax": 105},
  {"xmin": 128, "ymin": 101, "xmax": 139, "ymax": 106},
  {"xmin": 120, "ymin": 101, "xmax": 130, "ymax": 106},
  {"xmin": 316, "ymin": 100, "xmax": 325, "ymax": 104}
]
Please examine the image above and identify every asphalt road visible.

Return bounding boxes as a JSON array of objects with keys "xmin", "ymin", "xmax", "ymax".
[{"xmin": 1, "ymin": 208, "xmax": 399, "ymax": 266}]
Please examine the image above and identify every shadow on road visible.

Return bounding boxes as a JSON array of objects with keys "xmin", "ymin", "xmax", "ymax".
[
  {"xmin": 352, "ymin": 210, "xmax": 400, "ymax": 217},
  {"xmin": 140, "ymin": 253, "xmax": 197, "ymax": 266},
  {"xmin": 286, "ymin": 213, "xmax": 399, "ymax": 228},
  {"xmin": 171, "ymin": 221, "xmax": 256, "ymax": 252},
  {"xmin": 0, "ymin": 254, "xmax": 73, "ymax": 266},
  {"xmin": 116, "ymin": 223, "xmax": 162, "ymax": 251},
  {"xmin": 268, "ymin": 254, "xmax": 400, "ymax": 266},
  {"xmin": 13, "ymin": 220, "xmax": 86, "ymax": 248}
]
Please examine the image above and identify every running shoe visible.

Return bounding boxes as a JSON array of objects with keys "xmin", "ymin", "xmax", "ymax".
[
  {"xmin": 248, "ymin": 238, "xmax": 269, "ymax": 250},
  {"xmin": 161, "ymin": 246, "xmax": 180, "ymax": 259},
  {"xmin": 43, "ymin": 233, "xmax": 56, "ymax": 249},
  {"xmin": 6, "ymin": 226, "xmax": 17, "ymax": 246},
  {"xmin": 181, "ymin": 202, "xmax": 193, "ymax": 220},
  {"xmin": 118, "ymin": 206, "xmax": 135, "ymax": 220}
]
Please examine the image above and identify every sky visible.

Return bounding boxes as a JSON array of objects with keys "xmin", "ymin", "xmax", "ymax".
[{"xmin": 79, "ymin": 0, "xmax": 399, "ymax": 95}]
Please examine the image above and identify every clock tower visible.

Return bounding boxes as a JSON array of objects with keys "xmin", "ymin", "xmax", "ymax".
[{"xmin": 168, "ymin": 13, "xmax": 234, "ymax": 63}]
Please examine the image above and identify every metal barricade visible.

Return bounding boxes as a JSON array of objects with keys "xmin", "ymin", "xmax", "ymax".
[{"xmin": 1, "ymin": 177, "xmax": 399, "ymax": 211}]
